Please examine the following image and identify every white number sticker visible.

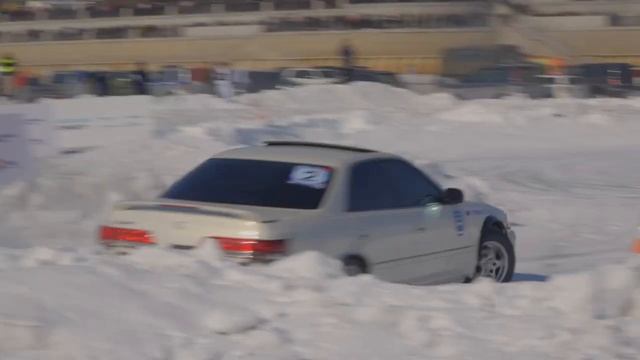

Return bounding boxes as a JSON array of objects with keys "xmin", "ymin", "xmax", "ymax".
[{"xmin": 288, "ymin": 166, "xmax": 331, "ymax": 189}]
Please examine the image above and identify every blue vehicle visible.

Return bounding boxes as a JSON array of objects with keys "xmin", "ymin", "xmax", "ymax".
[
  {"xmin": 42, "ymin": 71, "xmax": 93, "ymax": 98},
  {"xmin": 148, "ymin": 66, "xmax": 192, "ymax": 96}
]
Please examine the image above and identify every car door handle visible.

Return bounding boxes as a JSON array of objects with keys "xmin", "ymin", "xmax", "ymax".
[
  {"xmin": 357, "ymin": 234, "xmax": 369, "ymax": 240},
  {"xmin": 415, "ymin": 227, "xmax": 426, "ymax": 232}
]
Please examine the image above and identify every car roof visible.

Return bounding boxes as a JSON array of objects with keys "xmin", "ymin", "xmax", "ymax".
[{"xmin": 213, "ymin": 142, "xmax": 394, "ymax": 168}]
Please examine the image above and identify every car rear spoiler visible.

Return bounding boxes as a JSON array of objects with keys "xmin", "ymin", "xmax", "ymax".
[{"xmin": 114, "ymin": 200, "xmax": 261, "ymax": 221}]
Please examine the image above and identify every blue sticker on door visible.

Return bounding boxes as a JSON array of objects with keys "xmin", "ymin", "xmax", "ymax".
[{"xmin": 453, "ymin": 209, "xmax": 465, "ymax": 237}]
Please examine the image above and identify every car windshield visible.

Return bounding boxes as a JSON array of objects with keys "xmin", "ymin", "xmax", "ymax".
[{"xmin": 162, "ymin": 158, "xmax": 332, "ymax": 209}]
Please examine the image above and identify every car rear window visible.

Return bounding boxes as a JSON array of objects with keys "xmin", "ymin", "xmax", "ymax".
[{"xmin": 162, "ymin": 158, "xmax": 332, "ymax": 209}]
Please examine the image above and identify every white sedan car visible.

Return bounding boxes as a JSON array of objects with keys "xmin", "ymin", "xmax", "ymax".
[
  {"xmin": 277, "ymin": 68, "xmax": 341, "ymax": 88},
  {"xmin": 100, "ymin": 142, "xmax": 516, "ymax": 284}
]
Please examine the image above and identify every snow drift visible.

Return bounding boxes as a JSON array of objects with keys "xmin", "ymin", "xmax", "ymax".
[{"xmin": 0, "ymin": 248, "xmax": 638, "ymax": 359}]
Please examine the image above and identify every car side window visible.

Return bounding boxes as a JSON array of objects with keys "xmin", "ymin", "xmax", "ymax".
[
  {"xmin": 380, "ymin": 159, "xmax": 442, "ymax": 207},
  {"xmin": 310, "ymin": 70, "xmax": 323, "ymax": 79},
  {"xmin": 349, "ymin": 160, "xmax": 397, "ymax": 212},
  {"xmin": 296, "ymin": 70, "xmax": 311, "ymax": 79},
  {"xmin": 348, "ymin": 159, "xmax": 442, "ymax": 212}
]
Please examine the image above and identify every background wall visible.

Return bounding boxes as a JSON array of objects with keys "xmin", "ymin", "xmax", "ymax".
[{"xmin": 1, "ymin": 26, "xmax": 640, "ymax": 74}]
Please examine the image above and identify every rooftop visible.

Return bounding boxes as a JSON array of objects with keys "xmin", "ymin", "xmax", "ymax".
[{"xmin": 214, "ymin": 141, "xmax": 389, "ymax": 167}]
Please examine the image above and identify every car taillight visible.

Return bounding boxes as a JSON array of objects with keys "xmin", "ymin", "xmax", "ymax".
[
  {"xmin": 100, "ymin": 226, "xmax": 155, "ymax": 244},
  {"xmin": 213, "ymin": 237, "xmax": 286, "ymax": 254}
]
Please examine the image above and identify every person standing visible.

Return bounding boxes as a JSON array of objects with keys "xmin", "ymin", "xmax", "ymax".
[
  {"xmin": 0, "ymin": 54, "xmax": 17, "ymax": 97},
  {"xmin": 132, "ymin": 62, "xmax": 149, "ymax": 95},
  {"xmin": 93, "ymin": 71, "xmax": 109, "ymax": 97},
  {"xmin": 214, "ymin": 62, "xmax": 234, "ymax": 100},
  {"xmin": 339, "ymin": 41, "xmax": 356, "ymax": 82}
]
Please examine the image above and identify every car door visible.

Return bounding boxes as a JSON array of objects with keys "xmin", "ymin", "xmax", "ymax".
[
  {"xmin": 381, "ymin": 159, "xmax": 469, "ymax": 284},
  {"xmin": 346, "ymin": 159, "xmax": 426, "ymax": 283}
]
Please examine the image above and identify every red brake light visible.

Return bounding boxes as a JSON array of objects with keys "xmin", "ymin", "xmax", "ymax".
[
  {"xmin": 100, "ymin": 226, "xmax": 155, "ymax": 244},
  {"xmin": 214, "ymin": 237, "xmax": 285, "ymax": 254}
]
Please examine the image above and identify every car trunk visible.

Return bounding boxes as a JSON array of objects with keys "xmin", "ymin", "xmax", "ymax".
[{"xmin": 104, "ymin": 199, "xmax": 301, "ymax": 249}]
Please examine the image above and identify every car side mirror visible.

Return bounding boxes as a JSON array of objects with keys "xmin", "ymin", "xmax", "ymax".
[{"xmin": 441, "ymin": 188, "xmax": 464, "ymax": 205}]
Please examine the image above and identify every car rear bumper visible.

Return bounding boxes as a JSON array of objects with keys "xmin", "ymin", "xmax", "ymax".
[
  {"xmin": 224, "ymin": 251, "xmax": 284, "ymax": 264},
  {"xmin": 100, "ymin": 242, "xmax": 284, "ymax": 263},
  {"xmin": 101, "ymin": 241, "xmax": 152, "ymax": 255}
]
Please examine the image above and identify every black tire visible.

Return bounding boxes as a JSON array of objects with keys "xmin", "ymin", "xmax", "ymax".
[
  {"xmin": 343, "ymin": 256, "xmax": 367, "ymax": 277},
  {"xmin": 472, "ymin": 229, "xmax": 515, "ymax": 283}
]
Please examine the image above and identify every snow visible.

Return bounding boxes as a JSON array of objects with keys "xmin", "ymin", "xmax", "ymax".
[
  {"xmin": 1, "ymin": 82, "xmax": 640, "ymax": 358},
  {"xmin": 0, "ymin": 250, "xmax": 638, "ymax": 359}
]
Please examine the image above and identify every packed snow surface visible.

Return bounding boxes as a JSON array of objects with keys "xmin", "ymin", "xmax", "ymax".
[{"xmin": 1, "ymin": 83, "xmax": 640, "ymax": 358}]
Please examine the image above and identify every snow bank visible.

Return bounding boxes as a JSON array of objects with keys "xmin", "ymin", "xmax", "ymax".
[{"xmin": 0, "ymin": 249, "xmax": 638, "ymax": 359}]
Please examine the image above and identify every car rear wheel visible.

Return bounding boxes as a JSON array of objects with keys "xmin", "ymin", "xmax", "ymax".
[
  {"xmin": 475, "ymin": 230, "xmax": 515, "ymax": 283},
  {"xmin": 343, "ymin": 256, "xmax": 367, "ymax": 276}
]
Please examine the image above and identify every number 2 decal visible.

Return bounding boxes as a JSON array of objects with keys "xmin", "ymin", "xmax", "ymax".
[{"xmin": 288, "ymin": 165, "xmax": 332, "ymax": 189}]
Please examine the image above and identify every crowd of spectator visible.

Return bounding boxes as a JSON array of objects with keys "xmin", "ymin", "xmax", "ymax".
[
  {"xmin": 265, "ymin": 13, "xmax": 488, "ymax": 32},
  {"xmin": 3, "ymin": 1, "xmax": 306, "ymax": 20},
  {"xmin": 1, "ymin": 1, "xmax": 631, "ymax": 23},
  {"xmin": 0, "ymin": 12, "xmax": 489, "ymax": 43},
  {"xmin": 1, "ymin": 0, "xmax": 486, "ymax": 21},
  {"xmin": 2, "ymin": 1, "xmax": 633, "ymax": 44}
]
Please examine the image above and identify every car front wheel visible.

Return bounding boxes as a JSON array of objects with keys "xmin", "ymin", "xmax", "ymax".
[{"xmin": 475, "ymin": 229, "xmax": 515, "ymax": 282}]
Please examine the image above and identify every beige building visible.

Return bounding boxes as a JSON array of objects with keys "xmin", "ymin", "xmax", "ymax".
[{"xmin": 1, "ymin": 1, "xmax": 640, "ymax": 74}]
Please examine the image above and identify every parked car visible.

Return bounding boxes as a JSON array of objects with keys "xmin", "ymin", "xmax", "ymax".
[
  {"xmin": 99, "ymin": 142, "xmax": 516, "ymax": 284},
  {"xmin": 277, "ymin": 67, "xmax": 404, "ymax": 89},
  {"xmin": 438, "ymin": 67, "xmax": 511, "ymax": 100},
  {"xmin": 533, "ymin": 75, "xmax": 589, "ymax": 99},
  {"xmin": 350, "ymin": 67, "xmax": 404, "ymax": 87},
  {"xmin": 148, "ymin": 65, "xmax": 192, "ymax": 96},
  {"xmin": 39, "ymin": 71, "xmax": 93, "ymax": 98},
  {"xmin": 107, "ymin": 72, "xmax": 140, "ymax": 96},
  {"xmin": 441, "ymin": 45, "xmax": 528, "ymax": 79},
  {"xmin": 277, "ymin": 67, "xmax": 343, "ymax": 88},
  {"xmin": 573, "ymin": 63, "xmax": 635, "ymax": 97},
  {"xmin": 438, "ymin": 64, "xmax": 545, "ymax": 99},
  {"xmin": 245, "ymin": 70, "xmax": 281, "ymax": 93}
]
